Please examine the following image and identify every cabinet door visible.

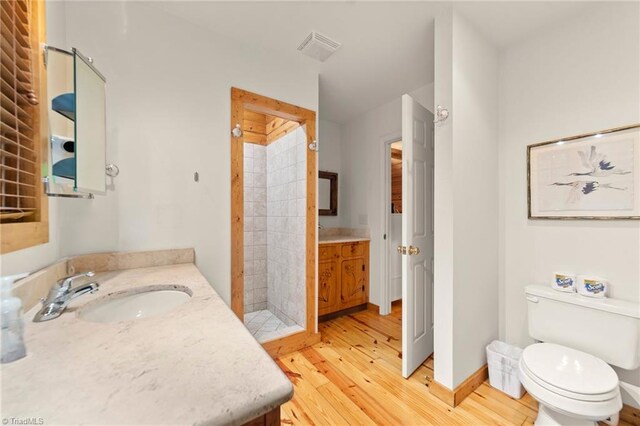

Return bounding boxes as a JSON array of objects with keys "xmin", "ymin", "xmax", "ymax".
[
  {"xmin": 340, "ymin": 258, "xmax": 367, "ymax": 307},
  {"xmin": 318, "ymin": 258, "xmax": 339, "ymax": 315}
]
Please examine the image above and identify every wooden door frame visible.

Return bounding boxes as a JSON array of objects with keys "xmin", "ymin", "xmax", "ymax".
[{"xmin": 230, "ymin": 87, "xmax": 320, "ymax": 357}]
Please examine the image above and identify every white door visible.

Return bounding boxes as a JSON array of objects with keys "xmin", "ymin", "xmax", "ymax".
[{"xmin": 401, "ymin": 94, "xmax": 434, "ymax": 378}]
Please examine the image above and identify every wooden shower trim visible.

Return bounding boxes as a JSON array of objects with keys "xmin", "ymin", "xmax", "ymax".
[{"xmin": 230, "ymin": 87, "xmax": 319, "ymax": 356}]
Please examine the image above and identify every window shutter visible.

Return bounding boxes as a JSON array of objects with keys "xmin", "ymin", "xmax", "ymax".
[{"xmin": 1, "ymin": 0, "xmax": 40, "ymax": 222}]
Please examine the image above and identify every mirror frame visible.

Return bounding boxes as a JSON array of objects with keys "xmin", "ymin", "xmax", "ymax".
[{"xmin": 319, "ymin": 171, "xmax": 338, "ymax": 216}]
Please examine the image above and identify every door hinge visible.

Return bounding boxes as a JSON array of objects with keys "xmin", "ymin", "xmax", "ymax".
[
  {"xmin": 362, "ymin": 264, "xmax": 365, "ymax": 272},
  {"xmin": 362, "ymin": 285, "xmax": 365, "ymax": 291}
]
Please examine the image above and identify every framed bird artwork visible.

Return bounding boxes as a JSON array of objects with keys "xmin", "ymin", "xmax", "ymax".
[{"xmin": 528, "ymin": 124, "xmax": 640, "ymax": 219}]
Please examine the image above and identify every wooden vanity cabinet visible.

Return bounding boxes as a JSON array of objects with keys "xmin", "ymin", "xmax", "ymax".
[
  {"xmin": 318, "ymin": 245, "xmax": 340, "ymax": 315},
  {"xmin": 318, "ymin": 241, "xmax": 370, "ymax": 317}
]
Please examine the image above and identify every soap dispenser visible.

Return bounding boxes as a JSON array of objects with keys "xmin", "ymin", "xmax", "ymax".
[{"xmin": 1, "ymin": 274, "xmax": 27, "ymax": 363}]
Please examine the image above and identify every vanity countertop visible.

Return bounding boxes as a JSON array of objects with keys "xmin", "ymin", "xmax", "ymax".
[
  {"xmin": 319, "ymin": 235, "xmax": 371, "ymax": 244},
  {"xmin": 1, "ymin": 263, "xmax": 293, "ymax": 425}
]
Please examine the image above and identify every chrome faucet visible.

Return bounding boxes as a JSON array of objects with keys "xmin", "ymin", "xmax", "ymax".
[{"xmin": 33, "ymin": 271, "xmax": 100, "ymax": 322}]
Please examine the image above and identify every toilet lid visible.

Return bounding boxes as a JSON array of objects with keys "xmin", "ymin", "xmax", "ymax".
[{"xmin": 521, "ymin": 343, "xmax": 618, "ymax": 396}]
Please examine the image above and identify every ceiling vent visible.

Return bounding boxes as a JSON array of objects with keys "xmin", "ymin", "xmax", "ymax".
[{"xmin": 297, "ymin": 32, "xmax": 341, "ymax": 62}]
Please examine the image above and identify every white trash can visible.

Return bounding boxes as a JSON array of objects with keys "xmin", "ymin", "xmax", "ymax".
[{"xmin": 486, "ymin": 340, "xmax": 525, "ymax": 399}]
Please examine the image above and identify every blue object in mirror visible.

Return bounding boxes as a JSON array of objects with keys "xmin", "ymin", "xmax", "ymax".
[
  {"xmin": 51, "ymin": 93, "xmax": 75, "ymax": 121},
  {"xmin": 52, "ymin": 157, "xmax": 75, "ymax": 180}
]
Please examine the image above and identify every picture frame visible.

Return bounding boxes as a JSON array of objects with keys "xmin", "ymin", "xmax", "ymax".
[{"xmin": 527, "ymin": 124, "xmax": 640, "ymax": 220}]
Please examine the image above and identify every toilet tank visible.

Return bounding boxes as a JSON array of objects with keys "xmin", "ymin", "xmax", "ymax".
[{"xmin": 525, "ymin": 285, "xmax": 640, "ymax": 370}]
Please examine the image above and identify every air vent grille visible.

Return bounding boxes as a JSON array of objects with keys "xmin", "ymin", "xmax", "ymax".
[{"xmin": 297, "ymin": 32, "xmax": 341, "ymax": 62}]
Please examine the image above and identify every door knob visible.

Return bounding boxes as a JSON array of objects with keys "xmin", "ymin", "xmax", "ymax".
[{"xmin": 398, "ymin": 245, "xmax": 420, "ymax": 255}]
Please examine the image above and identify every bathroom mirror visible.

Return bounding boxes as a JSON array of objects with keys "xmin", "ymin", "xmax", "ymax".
[
  {"xmin": 319, "ymin": 171, "xmax": 338, "ymax": 216},
  {"xmin": 46, "ymin": 46, "xmax": 75, "ymax": 195},
  {"xmin": 45, "ymin": 46, "xmax": 106, "ymax": 196},
  {"xmin": 74, "ymin": 48, "xmax": 106, "ymax": 194}
]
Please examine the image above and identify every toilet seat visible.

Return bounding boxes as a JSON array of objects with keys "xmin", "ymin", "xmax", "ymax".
[
  {"xmin": 520, "ymin": 343, "xmax": 619, "ymax": 402},
  {"xmin": 519, "ymin": 343, "xmax": 622, "ymax": 421}
]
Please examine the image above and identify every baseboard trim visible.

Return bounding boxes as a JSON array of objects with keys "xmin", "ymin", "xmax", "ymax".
[
  {"xmin": 261, "ymin": 331, "xmax": 321, "ymax": 358},
  {"xmin": 429, "ymin": 364, "xmax": 489, "ymax": 408},
  {"xmin": 319, "ymin": 304, "xmax": 368, "ymax": 322},
  {"xmin": 366, "ymin": 302, "xmax": 380, "ymax": 314},
  {"xmin": 622, "ymin": 403, "xmax": 640, "ymax": 426}
]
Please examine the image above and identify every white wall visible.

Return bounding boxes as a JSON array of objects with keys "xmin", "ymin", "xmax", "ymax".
[
  {"xmin": 1, "ymin": 1, "xmax": 121, "ymax": 278},
  {"xmin": 433, "ymin": 8, "xmax": 455, "ymax": 390},
  {"xmin": 68, "ymin": 2, "xmax": 318, "ymax": 305},
  {"xmin": 408, "ymin": 84, "xmax": 435, "ymax": 113},
  {"xmin": 338, "ymin": 83, "xmax": 434, "ymax": 307},
  {"xmin": 318, "ymin": 119, "xmax": 343, "ymax": 228},
  {"xmin": 434, "ymin": 7, "xmax": 500, "ymax": 389},
  {"xmin": 1, "ymin": 2, "xmax": 319, "ymax": 307},
  {"xmin": 498, "ymin": 2, "xmax": 640, "ymax": 386}
]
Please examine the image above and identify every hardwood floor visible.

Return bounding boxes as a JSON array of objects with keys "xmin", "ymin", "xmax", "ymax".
[{"xmin": 275, "ymin": 304, "xmax": 635, "ymax": 426}]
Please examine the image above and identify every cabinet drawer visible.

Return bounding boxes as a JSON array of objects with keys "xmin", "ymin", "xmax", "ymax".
[
  {"xmin": 319, "ymin": 245, "xmax": 337, "ymax": 260},
  {"xmin": 341, "ymin": 242, "xmax": 365, "ymax": 258}
]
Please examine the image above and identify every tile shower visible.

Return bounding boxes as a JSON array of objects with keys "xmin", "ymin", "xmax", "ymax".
[
  {"xmin": 243, "ymin": 143, "xmax": 268, "ymax": 313},
  {"xmin": 243, "ymin": 126, "xmax": 306, "ymax": 342}
]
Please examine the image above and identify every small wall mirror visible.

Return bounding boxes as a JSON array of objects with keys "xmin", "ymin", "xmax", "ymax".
[
  {"xmin": 45, "ymin": 46, "xmax": 106, "ymax": 196},
  {"xmin": 319, "ymin": 171, "xmax": 338, "ymax": 216}
]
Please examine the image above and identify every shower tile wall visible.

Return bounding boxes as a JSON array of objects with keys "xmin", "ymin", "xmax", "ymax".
[
  {"xmin": 266, "ymin": 127, "xmax": 307, "ymax": 328},
  {"xmin": 243, "ymin": 143, "xmax": 267, "ymax": 313}
]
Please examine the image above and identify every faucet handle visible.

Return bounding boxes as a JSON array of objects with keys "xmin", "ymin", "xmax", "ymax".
[{"xmin": 57, "ymin": 271, "xmax": 95, "ymax": 290}]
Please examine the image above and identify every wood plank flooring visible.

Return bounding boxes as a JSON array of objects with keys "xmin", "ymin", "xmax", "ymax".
[{"xmin": 275, "ymin": 304, "xmax": 635, "ymax": 426}]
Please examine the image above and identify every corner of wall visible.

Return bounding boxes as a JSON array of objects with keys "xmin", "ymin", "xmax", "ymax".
[
  {"xmin": 433, "ymin": 4, "xmax": 455, "ymax": 390},
  {"xmin": 434, "ymin": 4, "xmax": 501, "ymax": 389}
]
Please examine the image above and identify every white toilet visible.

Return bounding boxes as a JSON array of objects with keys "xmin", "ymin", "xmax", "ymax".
[{"xmin": 521, "ymin": 285, "xmax": 640, "ymax": 426}]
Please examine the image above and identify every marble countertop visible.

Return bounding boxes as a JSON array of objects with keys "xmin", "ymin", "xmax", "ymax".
[
  {"xmin": 2, "ymin": 263, "xmax": 293, "ymax": 425},
  {"xmin": 318, "ymin": 235, "xmax": 371, "ymax": 244}
]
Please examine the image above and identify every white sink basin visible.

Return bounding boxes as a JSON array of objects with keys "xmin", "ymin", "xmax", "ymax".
[{"xmin": 78, "ymin": 285, "xmax": 192, "ymax": 323}]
